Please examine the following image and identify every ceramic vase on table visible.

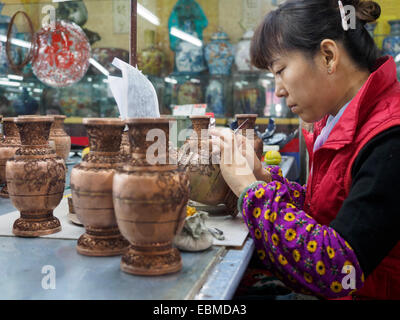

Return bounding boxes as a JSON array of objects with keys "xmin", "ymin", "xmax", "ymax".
[
  {"xmin": 0, "ymin": 117, "xmax": 20, "ymax": 198},
  {"xmin": 49, "ymin": 115, "xmax": 71, "ymax": 162},
  {"xmin": 70, "ymin": 118, "xmax": 129, "ymax": 256},
  {"xmin": 6, "ymin": 116, "xmax": 65, "ymax": 237},
  {"xmin": 178, "ymin": 115, "xmax": 238, "ymax": 217},
  {"xmin": 383, "ymin": 20, "xmax": 400, "ymax": 58},
  {"xmin": 204, "ymin": 29, "xmax": 234, "ymax": 75},
  {"xmin": 236, "ymin": 114, "xmax": 263, "ymax": 160},
  {"xmin": 113, "ymin": 118, "xmax": 190, "ymax": 276}
]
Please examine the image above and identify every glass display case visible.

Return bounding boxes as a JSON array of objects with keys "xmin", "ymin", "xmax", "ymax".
[{"xmin": 0, "ymin": 0, "xmax": 294, "ymax": 120}]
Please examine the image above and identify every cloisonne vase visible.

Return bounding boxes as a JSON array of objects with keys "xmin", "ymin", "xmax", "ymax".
[
  {"xmin": 6, "ymin": 116, "xmax": 65, "ymax": 237},
  {"xmin": 113, "ymin": 118, "xmax": 189, "ymax": 276},
  {"xmin": 138, "ymin": 30, "xmax": 167, "ymax": 77},
  {"xmin": 70, "ymin": 118, "xmax": 129, "ymax": 256},
  {"xmin": 0, "ymin": 117, "xmax": 20, "ymax": 198},
  {"xmin": 204, "ymin": 29, "xmax": 234, "ymax": 75}
]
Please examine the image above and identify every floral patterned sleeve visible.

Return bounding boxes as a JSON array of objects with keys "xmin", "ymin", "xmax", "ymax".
[
  {"xmin": 238, "ymin": 180, "xmax": 365, "ymax": 299},
  {"xmin": 265, "ymin": 165, "xmax": 306, "ymax": 210}
]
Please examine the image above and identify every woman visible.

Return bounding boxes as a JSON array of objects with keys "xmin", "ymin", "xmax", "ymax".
[{"xmin": 210, "ymin": 0, "xmax": 400, "ymax": 299}]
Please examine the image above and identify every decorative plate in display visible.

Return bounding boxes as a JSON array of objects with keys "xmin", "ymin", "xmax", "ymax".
[{"xmin": 32, "ymin": 20, "xmax": 91, "ymax": 88}]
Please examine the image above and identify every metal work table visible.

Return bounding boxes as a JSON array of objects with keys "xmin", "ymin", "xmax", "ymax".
[{"xmin": 0, "ymin": 155, "xmax": 296, "ymax": 300}]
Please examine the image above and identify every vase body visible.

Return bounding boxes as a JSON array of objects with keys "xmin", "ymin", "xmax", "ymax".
[
  {"xmin": 383, "ymin": 20, "xmax": 400, "ymax": 58},
  {"xmin": 6, "ymin": 116, "xmax": 65, "ymax": 237},
  {"xmin": 204, "ymin": 30, "xmax": 234, "ymax": 75},
  {"xmin": 138, "ymin": 30, "xmax": 167, "ymax": 77},
  {"xmin": 49, "ymin": 115, "xmax": 71, "ymax": 162},
  {"xmin": 113, "ymin": 118, "xmax": 190, "ymax": 275},
  {"xmin": 178, "ymin": 115, "xmax": 238, "ymax": 216},
  {"xmin": 0, "ymin": 117, "xmax": 20, "ymax": 198},
  {"xmin": 236, "ymin": 114, "xmax": 263, "ymax": 160},
  {"xmin": 70, "ymin": 118, "xmax": 129, "ymax": 256}
]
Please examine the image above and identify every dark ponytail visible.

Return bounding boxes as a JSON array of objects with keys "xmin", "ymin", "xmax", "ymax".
[{"xmin": 250, "ymin": 0, "xmax": 382, "ymax": 72}]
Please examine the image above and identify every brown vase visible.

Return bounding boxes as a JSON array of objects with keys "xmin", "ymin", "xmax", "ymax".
[
  {"xmin": 178, "ymin": 115, "xmax": 239, "ymax": 217},
  {"xmin": 49, "ymin": 115, "xmax": 71, "ymax": 162},
  {"xmin": 70, "ymin": 118, "xmax": 129, "ymax": 256},
  {"xmin": 236, "ymin": 114, "xmax": 263, "ymax": 159},
  {"xmin": 6, "ymin": 116, "xmax": 65, "ymax": 237},
  {"xmin": 0, "ymin": 118, "xmax": 21, "ymax": 198},
  {"xmin": 113, "ymin": 118, "xmax": 190, "ymax": 276}
]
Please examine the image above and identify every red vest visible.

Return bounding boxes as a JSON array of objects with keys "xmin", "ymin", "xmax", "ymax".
[{"xmin": 303, "ymin": 56, "xmax": 400, "ymax": 300}]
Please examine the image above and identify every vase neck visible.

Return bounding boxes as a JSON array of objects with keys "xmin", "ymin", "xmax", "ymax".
[
  {"xmin": 50, "ymin": 118, "xmax": 67, "ymax": 135},
  {"xmin": 86, "ymin": 124, "xmax": 124, "ymax": 154},
  {"xmin": 16, "ymin": 121, "xmax": 52, "ymax": 146},
  {"xmin": 128, "ymin": 121, "xmax": 171, "ymax": 166},
  {"xmin": 3, "ymin": 121, "xmax": 20, "ymax": 138}
]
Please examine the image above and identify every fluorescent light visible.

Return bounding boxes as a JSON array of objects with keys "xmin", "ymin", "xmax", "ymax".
[
  {"xmin": 0, "ymin": 80, "xmax": 21, "ymax": 87},
  {"xmin": 164, "ymin": 77, "xmax": 178, "ymax": 84},
  {"xmin": 0, "ymin": 35, "xmax": 31, "ymax": 49},
  {"xmin": 33, "ymin": 88, "xmax": 42, "ymax": 93},
  {"xmin": 89, "ymin": 58, "xmax": 110, "ymax": 77},
  {"xmin": 8, "ymin": 74, "xmax": 23, "ymax": 81},
  {"xmin": 137, "ymin": 3, "xmax": 160, "ymax": 26},
  {"xmin": 170, "ymin": 27, "xmax": 202, "ymax": 47}
]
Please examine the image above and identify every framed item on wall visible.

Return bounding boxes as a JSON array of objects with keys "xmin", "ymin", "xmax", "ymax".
[{"xmin": 113, "ymin": 0, "xmax": 130, "ymax": 34}]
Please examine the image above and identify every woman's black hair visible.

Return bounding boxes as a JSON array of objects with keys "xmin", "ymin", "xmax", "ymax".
[{"xmin": 250, "ymin": 0, "xmax": 382, "ymax": 72}]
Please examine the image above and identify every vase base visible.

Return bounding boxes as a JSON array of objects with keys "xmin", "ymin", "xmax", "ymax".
[
  {"xmin": 77, "ymin": 232, "xmax": 130, "ymax": 257},
  {"xmin": 13, "ymin": 212, "xmax": 61, "ymax": 237},
  {"xmin": 121, "ymin": 247, "xmax": 182, "ymax": 276},
  {"xmin": 0, "ymin": 185, "xmax": 9, "ymax": 198}
]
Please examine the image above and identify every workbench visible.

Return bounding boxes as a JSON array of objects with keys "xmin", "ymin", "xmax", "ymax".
[{"xmin": 0, "ymin": 155, "xmax": 296, "ymax": 300}]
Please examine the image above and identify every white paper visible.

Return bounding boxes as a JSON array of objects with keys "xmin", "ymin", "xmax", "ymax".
[{"xmin": 108, "ymin": 58, "xmax": 160, "ymax": 119}]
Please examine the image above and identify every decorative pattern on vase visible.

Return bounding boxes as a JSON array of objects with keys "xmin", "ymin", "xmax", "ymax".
[
  {"xmin": 32, "ymin": 20, "xmax": 91, "ymax": 88},
  {"xmin": 6, "ymin": 116, "xmax": 65, "ymax": 237},
  {"xmin": 49, "ymin": 115, "xmax": 71, "ymax": 162},
  {"xmin": 70, "ymin": 118, "xmax": 129, "ymax": 256},
  {"xmin": 178, "ymin": 115, "xmax": 238, "ymax": 217},
  {"xmin": 204, "ymin": 29, "xmax": 234, "ymax": 75},
  {"xmin": 383, "ymin": 20, "xmax": 400, "ymax": 58},
  {"xmin": 113, "ymin": 118, "xmax": 190, "ymax": 276},
  {"xmin": 0, "ymin": 117, "xmax": 20, "ymax": 198},
  {"xmin": 206, "ymin": 79, "xmax": 225, "ymax": 116},
  {"xmin": 235, "ymin": 29, "xmax": 260, "ymax": 72}
]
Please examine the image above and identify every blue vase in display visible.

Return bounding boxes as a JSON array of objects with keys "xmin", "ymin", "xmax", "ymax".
[
  {"xmin": 204, "ymin": 29, "xmax": 234, "ymax": 75},
  {"xmin": 174, "ymin": 21, "xmax": 207, "ymax": 74},
  {"xmin": 383, "ymin": 20, "xmax": 400, "ymax": 58},
  {"xmin": 206, "ymin": 79, "xmax": 224, "ymax": 116}
]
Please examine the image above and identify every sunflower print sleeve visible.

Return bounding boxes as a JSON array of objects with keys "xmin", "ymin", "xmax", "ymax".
[
  {"xmin": 239, "ymin": 181, "xmax": 365, "ymax": 299},
  {"xmin": 265, "ymin": 165, "xmax": 306, "ymax": 210}
]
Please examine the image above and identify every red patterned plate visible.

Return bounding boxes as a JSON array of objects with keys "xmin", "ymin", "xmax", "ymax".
[{"xmin": 32, "ymin": 20, "xmax": 91, "ymax": 88}]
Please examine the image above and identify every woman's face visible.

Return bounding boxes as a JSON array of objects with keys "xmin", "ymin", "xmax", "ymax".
[{"xmin": 270, "ymin": 50, "xmax": 338, "ymax": 123}]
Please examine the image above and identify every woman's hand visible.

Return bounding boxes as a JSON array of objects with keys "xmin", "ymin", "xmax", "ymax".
[{"xmin": 209, "ymin": 128, "xmax": 259, "ymax": 197}]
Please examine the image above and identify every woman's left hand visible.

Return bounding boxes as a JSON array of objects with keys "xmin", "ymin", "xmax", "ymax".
[{"xmin": 209, "ymin": 128, "xmax": 257, "ymax": 197}]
